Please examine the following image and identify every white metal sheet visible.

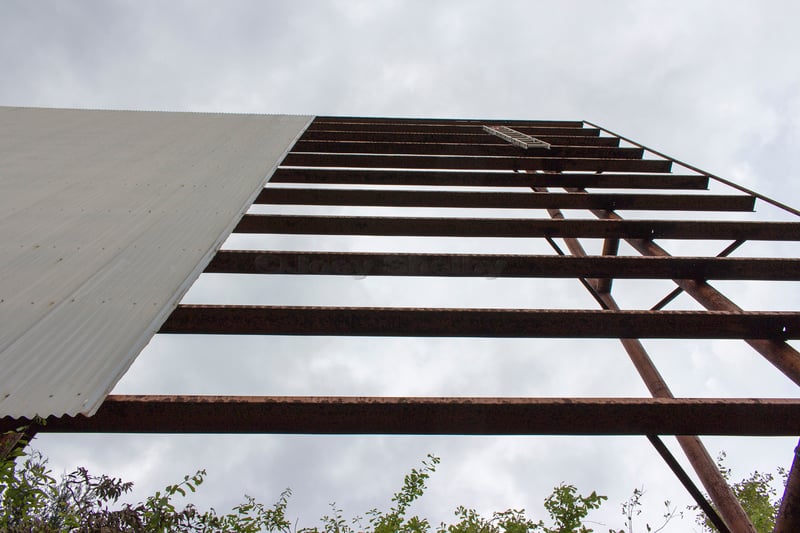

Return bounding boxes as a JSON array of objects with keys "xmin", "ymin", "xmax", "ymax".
[{"xmin": 0, "ymin": 107, "xmax": 312, "ymax": 418}]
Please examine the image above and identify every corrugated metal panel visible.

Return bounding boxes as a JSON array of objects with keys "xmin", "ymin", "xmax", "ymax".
[{"xmin": 0, "ymin": 107, "xmax": 312, "ymax": 418}]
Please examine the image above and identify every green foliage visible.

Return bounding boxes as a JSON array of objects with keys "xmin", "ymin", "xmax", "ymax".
[
  {"xmin": 0, "ymin": 435, "xmax": 293, "ymax": 533},
  {"xmin": 441, "ymin": 506, "xmax": 538, "ymax": 533},
  {"xmin": 0, "ymin": 449, "xmax": 57, "ymax": 531},
  {"xmin": 615, "ymin": 487, "xmax": 680, "ymax": 533},
  {"xmin": 540, "ymin": 483, "xmax": 606, "ymax": 533},
  {"xmin": 691, "ymin": 451, "xmax": 786, "ymax": 533},
  {"xmin": 0, "ymin": 442, "xmax": 615, "ymax": 533},
  {"xmin": 729, "ymin": 469, "xmax": 784, "ymax": 533},
  {"xmin": 435, "ymin": 483, "xmax": 606, "ymax": 533},
  {"xmin": 4, "ymin": 430, "xmax": 787, "ymax": 533},
  {"xmin": 367, "ymin": 453, "xmax": 440, "ymax": 533}
]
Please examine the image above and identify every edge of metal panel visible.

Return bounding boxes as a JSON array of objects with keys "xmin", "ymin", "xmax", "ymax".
[{"xmin": 78, "ymin": 114, "xmax": 315, "ymax": 418}]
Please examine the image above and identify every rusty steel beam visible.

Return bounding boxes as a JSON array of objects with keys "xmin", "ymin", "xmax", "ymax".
[
  {"xmin": 577, "ymin": 206, "xmax": 800, "ymax": 388},
  {"xmin": 256, "ymin": 188, "xmax": 755, "ymax": 212},
  {"xmin": 598, "ymin": 297, "xmax": 750, "ymax": 532},
  {"xmin": 270, "ymin": 168, "xmax": 708, "ymax": 189},
  {"xmin": 291, "ymin": 140, "xmax": 643, "ymax": 159},
  {"xmin": 300, "ymin": 130, "xmax": 621, "ymax": 146},
  {"xmin": 234, "ymin": 214, "xmax": 800, "ymax": 241},
  {"xmin": 11, "ymin": 396, "xmax": 800, "ymax": 435},
  {"xmin": 584, "ymin": 120, "xmax": 800, "ymax": 218},
  {"xmin": 160, "ymin": 305, "xmax": 800, "ymax": 339},
  {"xmin": 280, "ymin": 153, "xmax": 671, "ymax": 173},
  {"xmin": 775, "ymin": 440, "xmax": 800, "ymax": 533},
  {"xmin": 628, "ymin": 237, "xmax": 800, "ymax": 388},
  {"xmin": 531, "ymin": 195, "xmax": 674, "ymax": 395},
  {"xmin": 537, "ymin": 197, "xmax": 756, "ymax": 533},
  {"xmin": 313, "ymin": 116, "xmax": 585, "ymax": 128},
  {"xmin": 647, "ymin": 435, "xmax": 736, "ymax": 533},
  {"xmin": 647, "ymin": 436, "xmax": 734, "ymax": 533},
  {"xmin": 206, "ymin": 251, "xmax": 800, "ymax": 281},
  {"xmin": 651, "ymin": 240, "xmax": 745, "ymax": 310},
  {"xmin": 305, "ymin": 122, "xmax": 600, "ymax": 136},
  {"xmin": 595, "ymin": 238, "xmax": 620, "ymax": 293}
]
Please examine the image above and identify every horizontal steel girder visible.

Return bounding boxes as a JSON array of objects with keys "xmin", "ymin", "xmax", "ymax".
[
  {"xmin": 256, "ymin": 188, "xmax": 754, "ymax": 212},
  {"xmin": 280, "ymin": 152, "xmax": 672, "ymax": 172},
  {"xmin": 205, "ymin": 251, "xmax": 800, "ymax": 280},
  {"xmin": 312, "ymin": 117, "xmax": 585, "ymax": 127},
  {"xmin": 290, "ymin": 140, "xmax": 642, "ymax": 159},
  {"xmin": 234, "ymin": 215, "xmax": 800, "ymax": 241},
  {"xmin": 300, "ymin": 130, "xmax": 621, "ymax": 146},
  {"xmin": 305, "ymin": 121, "xmax": 600, "ymax": 135},
  {"xmin": 270, "ymin": 168, "xmax": 708, "ymax": 189},
  {"xmin": 12, "ymin": 396, "xmax": 800, "ymax": 435},
  {"xmin": 159, "ymin": 306, "xmax": 800, "ymax": 339}
]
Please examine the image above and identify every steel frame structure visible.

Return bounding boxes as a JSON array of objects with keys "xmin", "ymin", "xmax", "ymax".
[{"xmin": 3, "ymin": 116, "xmax": 800, "ymax": 532}]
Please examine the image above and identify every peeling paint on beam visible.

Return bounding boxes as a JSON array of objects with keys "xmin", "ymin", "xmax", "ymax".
[{"xmin": 13, "ymin": 396, "xmax": 800, "ymax": 435}]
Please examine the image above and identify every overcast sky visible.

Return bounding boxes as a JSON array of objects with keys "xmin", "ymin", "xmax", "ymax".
[{"xmin": 3, "ymin": 1, "xmax": 800, "ymax": 530}]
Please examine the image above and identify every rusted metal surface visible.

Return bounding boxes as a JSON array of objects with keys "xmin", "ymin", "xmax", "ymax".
[
  {"xmin": 524, "ymin": 194, "xmax": 758, "ymax": 533},
  {"xmin": 16, "ymin": 114, "xmax": 792, "ymax": 529},
  {"xmin": 651, "ymin": 287, "xmax": 685, "ymax": 311},
  {"xmin": 775, "ymin": 441, "xmax": 800, "ymax": 533},
  {"xmin": 605, "ymin": 319, "xmax": 755, "ymax": 532},
  {"xmin": 659, "ymin": 273, "xmax": 800, "ymax": 388},
  {"xmin": 206, "ymin": 251, "xmax": 800, "ymax": 281},
  {"xmin": 280, "ymin": 152, "xmax": 672, "ymax": 172},
  {"xmin": 301, "ymin": 130, "xmax": 622, "ymax": 146},
  {"xmin": 291, "ymin": 140, "xmax": 642, "ymax": 159},
  {"xmin": 306, "ymin": 121, "xmax": 600, "ymax": 136},
  {"xmin": 595, "ymin": 238, "xmax": 620, "ymax": 293},
  {"xmin": 10, "ymin": 396, "xmax": 800, "ymax": 435},
  {"xmin": 314, "ymin": 116, "xmax": 585, "ymax": 127},
  {"xmin": 678, "ymin": 433, "xmax": 757, "ymax": 533},
  {"xmin": 584, "ymin": 120, "xmax": 800, "ymax": 218},
  {"xmin": 585, "ymin": 208, "xmax": 800, "ymax": 388},
  {"xmin": 234, "ymin": 214, "xmax": 800, "ymax": 241},
  {"xmin": 270, "ymin": 168, "xmax": 708, "ymax": 189},
  {"xmin": 256, "ymin": 188, "xmax": 755, "ymax": 212},
  {"xmin": 647, "ymin": 436, "xmax": 733, "ymax": 533},
  {"xmin": 650, "ymin": 240, "xmax": 745, "ymax": 310},
  {"xmin": 160, "ymin": 305, "xmax": 800, "ymax": 339}
]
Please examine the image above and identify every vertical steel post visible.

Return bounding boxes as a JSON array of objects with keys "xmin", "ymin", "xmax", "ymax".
[{"xmin": 775, "ymin": 440, "xmax": 800, "ymax": 533}]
